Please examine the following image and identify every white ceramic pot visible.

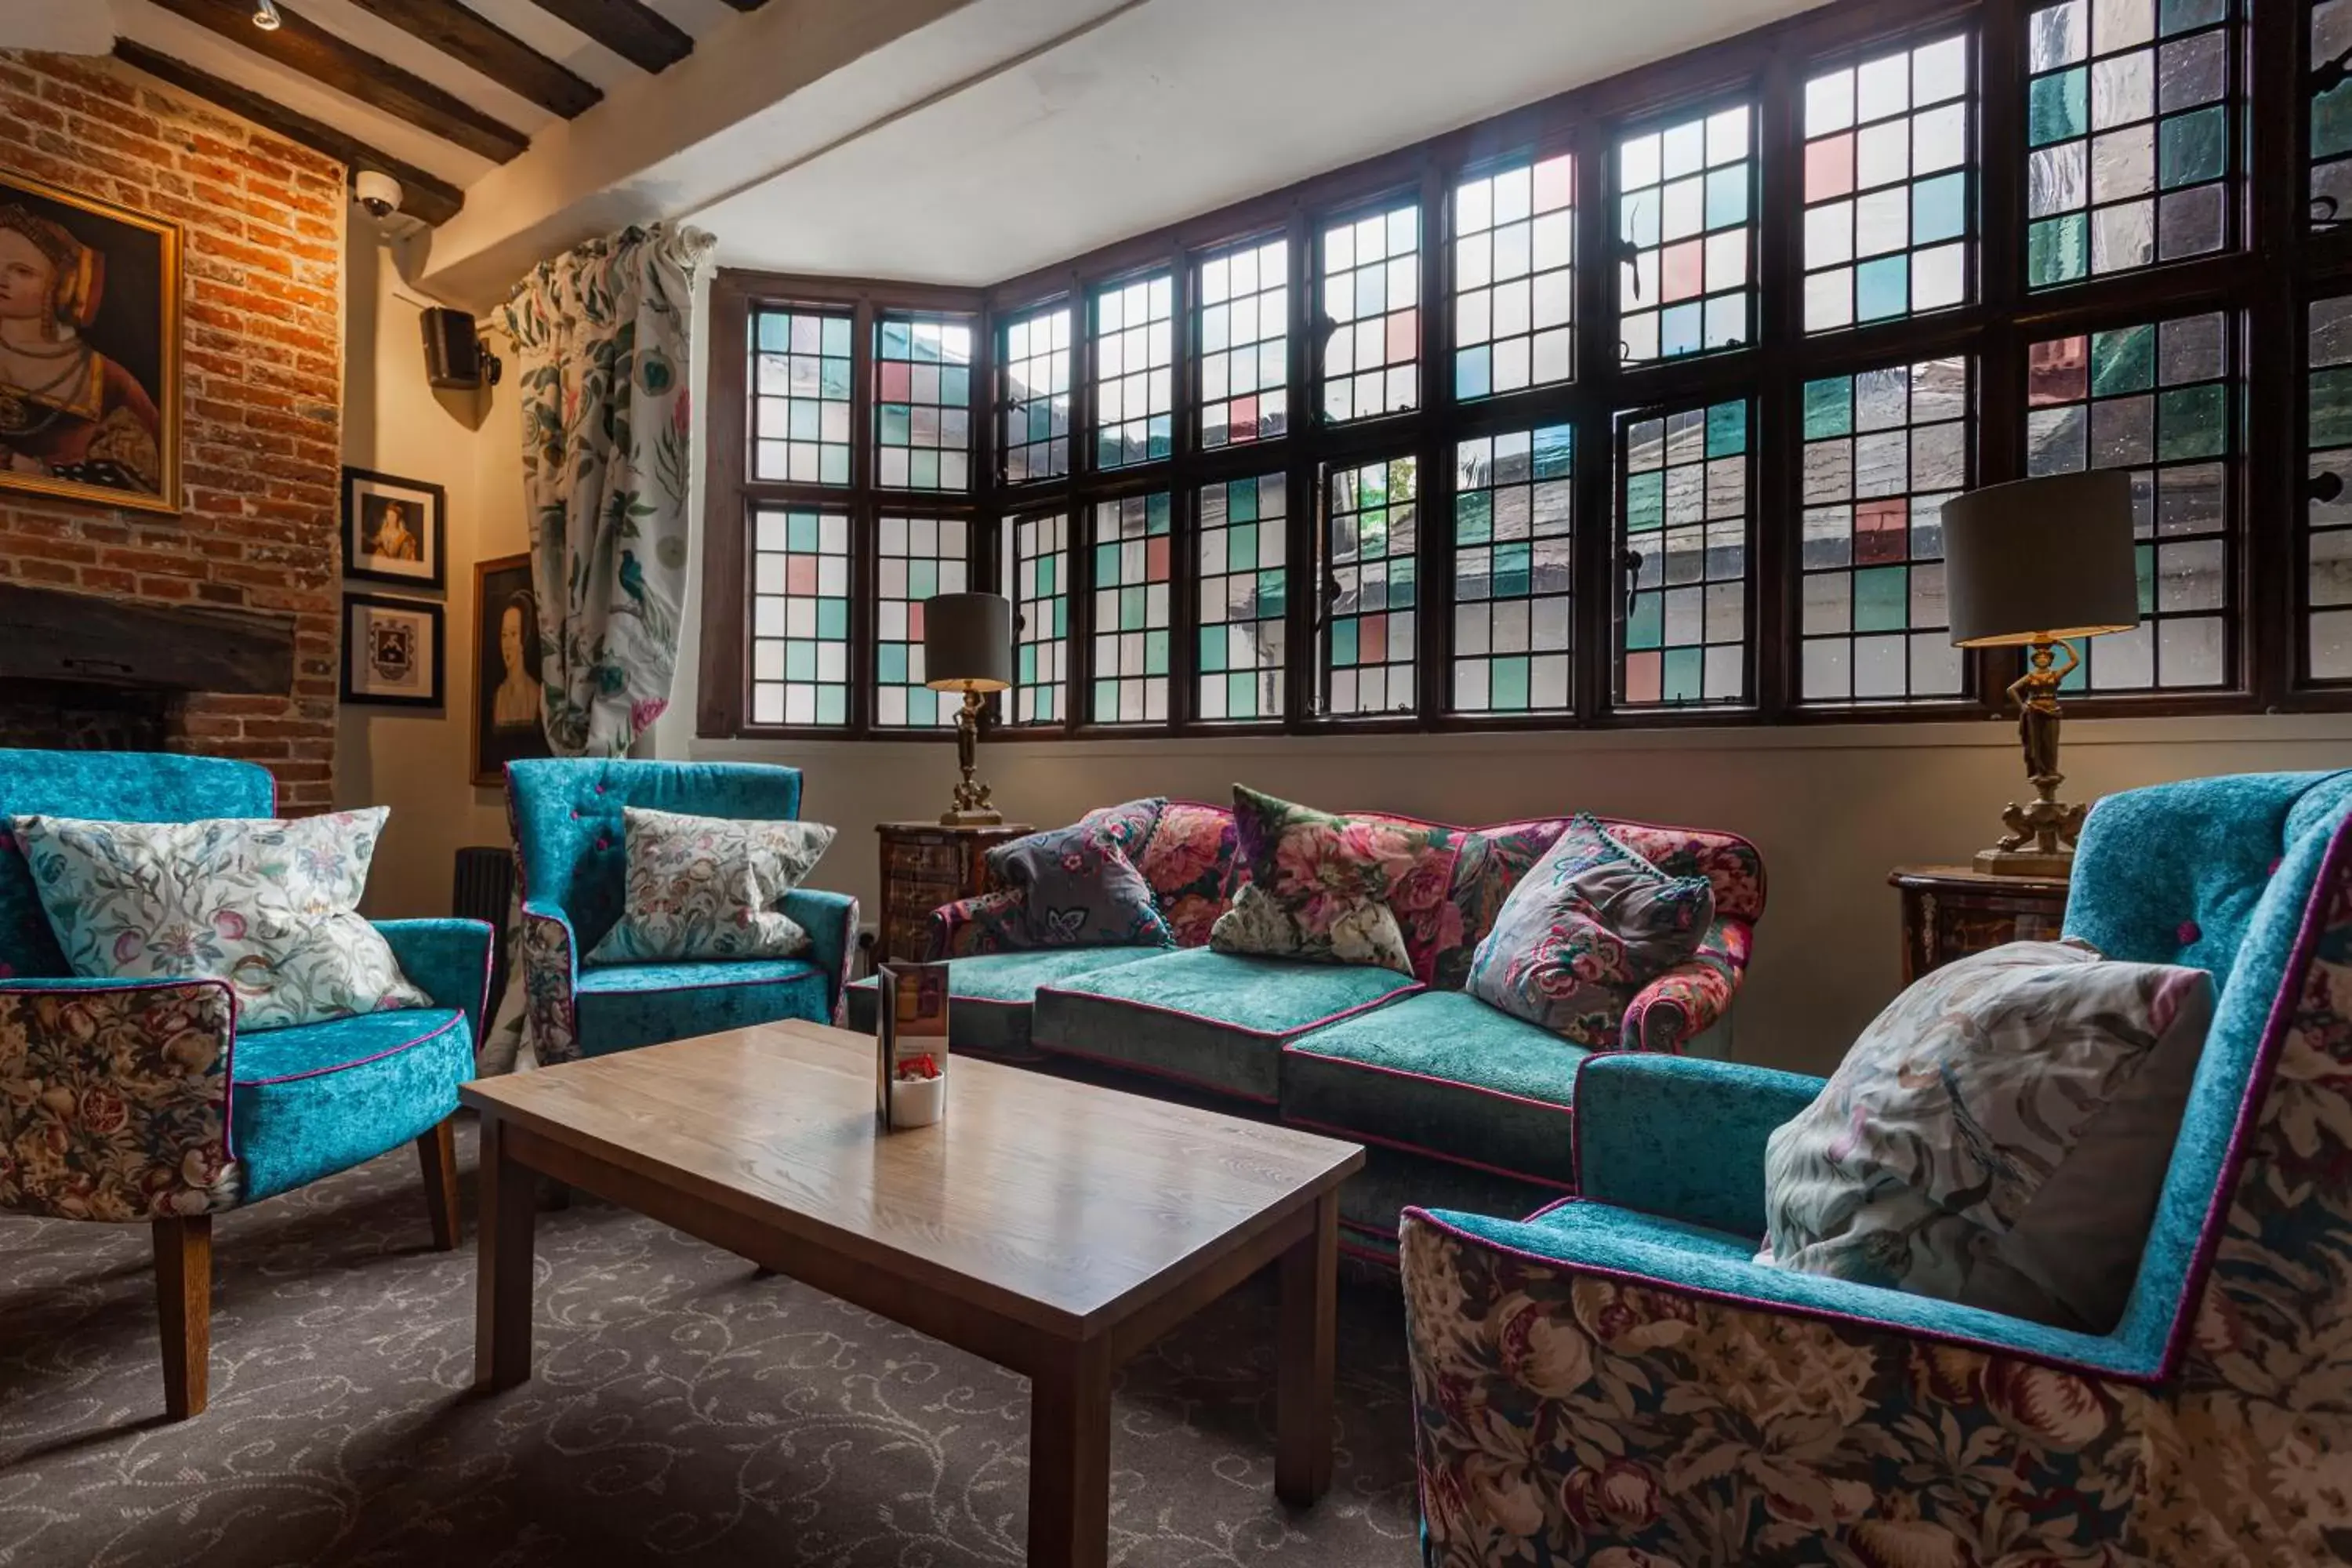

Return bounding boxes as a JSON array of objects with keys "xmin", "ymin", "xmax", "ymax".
[{"xmin": 890, "ymin": 1073, "xmax": 946, "ymax": 1128}]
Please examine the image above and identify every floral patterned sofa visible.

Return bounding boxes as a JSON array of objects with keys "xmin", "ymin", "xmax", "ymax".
[
  {"xmin": 848, "ymin": 797, "xmax": 1765, "ymax": 1261},
  {"xmin": 1399, "ymin": 768, "xmax": 2352, "ymax": 1564}
]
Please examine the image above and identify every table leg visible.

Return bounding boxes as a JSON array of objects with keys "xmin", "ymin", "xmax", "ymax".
[
  {"xmin": 1276, "ymin": 1189, "xmax": 1339, "ymax": 1505},
  {"xmin": 474, "ymin": 1112, "xmax": 537, "ymax": 1392},
  {"xmin": 1028, "ymin": 1339, "xmax": 1112, "ymax": 1568}
]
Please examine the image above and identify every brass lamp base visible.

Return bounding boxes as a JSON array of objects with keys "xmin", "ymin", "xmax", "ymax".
[
  {"xmin": 939, "ymin": 806, "xmax": 1004, "ymax": 827},
  {"xmin": 1980, "ymin": 633, "xmax": 2090, "ymax": 878},
  {"xmin": 939, "ymin": 687, "xmax": 1002, "ymax": 827}
]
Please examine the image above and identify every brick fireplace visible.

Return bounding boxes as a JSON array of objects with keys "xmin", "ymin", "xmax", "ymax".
[{"xmin": 0, "ymin": 52, "xmax": 344, "ymax": 811}]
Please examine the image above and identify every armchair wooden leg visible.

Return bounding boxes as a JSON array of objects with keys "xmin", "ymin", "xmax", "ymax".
[
  {"xmin": 417, "ymin": 1118, "xmax": 461, "ymax": 1251},
  {"xmin": 152, "ymin": 1215, "xmax": 211, "ymax": 1421}
]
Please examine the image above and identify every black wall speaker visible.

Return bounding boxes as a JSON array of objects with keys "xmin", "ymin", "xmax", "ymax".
[{"xmin": 420, "ymin": 307, "xmax": 495, "ymax": 390}]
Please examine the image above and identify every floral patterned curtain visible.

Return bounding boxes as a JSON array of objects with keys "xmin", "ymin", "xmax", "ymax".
[{"xmin": 502, "ymin": 223, "xmax": 713, "ymax": 757}]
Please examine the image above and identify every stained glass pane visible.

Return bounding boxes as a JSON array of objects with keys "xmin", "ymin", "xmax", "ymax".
[
  {"xmin": 873, "ymin": 317, "xmax": 972, "ymax": 492},
  {"xmin": 2024, "ymin": 0, "xmax": 2233, "ymax": 288},
  {"xmin": 1198, "ymin": 237, "xmax": 1288, "ymax": 449},
  {"xmin": 1197, "ymin": 474, "xmax": 1287, "ymax": 721},
  {"xmin": 2025, "ymin": 310, "xmax": 2232, "ymax": 689},
  {"xmin": 1089, "ymin": 493, "xmax": 1172, "ymax": 722},
  {"xmin": 1321, "ymin": 203, "xmax": 1420, "ymax": 423},
  {"xmin": 1617, "ymin": 399, "xmax": 1750, "ymax": 707},
  {"xmin": 750, "ymin": 310, "xmax": 852, "ymax": 485},
  {"xmin": 1000, "ymin": 304, "xmax": 1071, "ymax": 485},
  {"xmin": 1001, "ymin": 511, "xmax": 1069, "ymax": 724},
  {"xmin": 1798, "ymin": 357, "xmax": 1972, "ymax": 702},
  {"xmin": 1094, "ymin": 274, "xmax": 1174, "ymax": 470},
  {"xmin": 1617, "ymin": 105, "xmax": 1754, "ymax": 365},
  {"xmin": 2307, "ymin": 296, "xmax": 2352, "ymax": 681},
  {"xmin": 1802, "ymin": 35, "xmax": 1972, "ymax": 332},
  {"xmin": 1322, "ymin": 455, "xmax": 1418, "ymax": 714},
  {"xmin": 749, "ymin": 506, "xmax": 851, "ymax": 727},
  {"xmin": 1454, "ymin": 153, "xmax": 1574, "ymax": 399},
  {"xmin": 2317, "ymin": 0, "xmax": 2352, "ymax": 228},
  {"xmin": 873, "ymin": 515, "xmax": 968, "ymax": 728},
  {"xmin": 1452, "ymin": 425, "xmax": 1572, "ymax": 713}
]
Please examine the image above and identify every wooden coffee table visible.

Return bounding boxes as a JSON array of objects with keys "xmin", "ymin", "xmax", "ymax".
[{"xmin": 460, "ymin": 1019, "xmax": 1365, "ymax": 1568}]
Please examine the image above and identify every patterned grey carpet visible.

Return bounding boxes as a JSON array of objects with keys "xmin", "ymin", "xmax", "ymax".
[{"xmin": 0, "ymin": 1119, "xmax": 1421, "ymax": 1568}]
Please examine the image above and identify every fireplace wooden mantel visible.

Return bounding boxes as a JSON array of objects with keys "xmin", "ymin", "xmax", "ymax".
[{"xmin": 0, "ymin": 582, "xmax": 295, "ymax": 696}]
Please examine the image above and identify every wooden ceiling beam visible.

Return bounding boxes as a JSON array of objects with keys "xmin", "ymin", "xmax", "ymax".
[
  {"xmin": 114, "ymin": 41, "xmax": 466, "ymax": 225},
  {"xmin": 144, "ymin": 0, "xmax": 532, "ymax": 164},
  {"xmin": 523, "ymin": 0, "xmax": 692, "ymax": 75},
  {"xmin": 336, "ymin": 0, "xmax": 601, "ymax": 119}
]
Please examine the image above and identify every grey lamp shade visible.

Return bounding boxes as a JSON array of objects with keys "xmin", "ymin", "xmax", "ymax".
[
  {"xmin": 1942, "ymin": 470, "xmax": 2141, "ymax": 647},
  {"xmin": 923, "ymin": 592, "xmax": 1014, "ymax": 691}
]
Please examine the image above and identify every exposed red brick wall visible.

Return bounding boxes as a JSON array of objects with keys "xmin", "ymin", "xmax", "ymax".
[{"xmin": 0, "ymin": 51, "xmax": 343, "ymax": 811}]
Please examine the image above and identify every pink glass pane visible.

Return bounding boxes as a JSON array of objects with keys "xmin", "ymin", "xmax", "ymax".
[
  {"xmin": 2027, "ymin": 336, "xmax": 2089, "ymax": 405},
  {"xmin": 1806, "ymin": 132, "xmax": 1856, "ymax": 201},
  {"xmin": 1661, "ymin": 240, "xmax": 1706, "ymax": 303}
]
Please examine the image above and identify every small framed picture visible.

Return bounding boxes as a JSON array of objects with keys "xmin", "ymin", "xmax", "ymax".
[
  {"xmin": 343, "ymin": 593, "xmax": 445, "ymax": 708},
  {"xmin": 342, "ymin": 466, "xmax": 445, "ymax": 587},
  {"xmin": 471, "ymin": 552, "xmax": 554, "ymax": 786}
]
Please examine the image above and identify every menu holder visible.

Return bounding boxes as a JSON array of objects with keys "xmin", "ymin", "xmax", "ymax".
[{"xmin": 875, "ymin": 961, "xmax": 949, "ymax": 1131}]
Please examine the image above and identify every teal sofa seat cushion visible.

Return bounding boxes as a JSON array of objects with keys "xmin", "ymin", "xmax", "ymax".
[
  {"xmin": 844, "ymin": 947, "xmax": 1170, "ymax": 1058},
  {"xmin": 231, "ymin": 1007, "xmax": 472, "ymax": 1203},
  {"xmin": 1282, "ymin": 989, "xmax": 1587, "ymax": 1187},
  {"xmin": 574, "ymin": 957, "xmax": 828, "ymax": 1055},
  {"xmin": 1032, "ymin": 947, "xmax": 1420, "ymax": 1103}
]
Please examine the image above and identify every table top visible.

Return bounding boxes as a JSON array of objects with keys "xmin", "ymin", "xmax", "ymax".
[
  {"xmin": 1888, "ymin": 863, "xmax": 2071, "ymax": 892},
  {"xmin": 461, "ymin": 1021, "xmax": 1363, "ymax": 1338}
]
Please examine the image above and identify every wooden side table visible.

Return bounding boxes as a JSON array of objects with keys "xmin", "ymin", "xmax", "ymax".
[
  {"xmin": 1889, "ymin": 864, "xmax": 2071, "ymax": 984},
  {"xmin": 874, "ymin": 820, "xmax": 1034, "ymax": 965}
]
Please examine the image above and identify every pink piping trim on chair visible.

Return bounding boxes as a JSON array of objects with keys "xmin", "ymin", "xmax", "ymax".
[
  {"xmin": 1283, "ymin": 1044, "xmax": 1581, "ymax": 1119},
  {"xmin": 1033, "ymin": 978, "xmax": 1422, "ymax": 1040},
  {"xmin": 238, "ymin": 1011, "xmax": 466, "ymax": 1087},
  {"xmin": 3, "ymin": 976, "xmax": 241, "ymax": 1163},
  {"xmin": 1526, "ymin": 1192, "xmax": 1580, "ymax": 1221},
  {"xmin": 1032, "ymin": 1036, "xmax": 1280, "ymax": 1106},
  {"xmin": 1279, "ymin": 1112, "xmax": 1574, "ymax": 1191}
]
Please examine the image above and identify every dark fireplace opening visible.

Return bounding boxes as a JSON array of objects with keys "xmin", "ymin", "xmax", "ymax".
[{"xmin": 0, "ymin": 679, "xmax": 174, "ymax": 751}]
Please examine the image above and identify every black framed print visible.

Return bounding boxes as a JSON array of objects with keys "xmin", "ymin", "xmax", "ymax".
[
  {"xmin": 342, "ymin": 466, "xmax": 445, "ymax": 588},
  {"xmin": 342, "ymin": 593, "xmax": 445, "ymax": 708},
  {"xmin": 471, "ymin": 550, "xmax": 554, "ymax": 785}
]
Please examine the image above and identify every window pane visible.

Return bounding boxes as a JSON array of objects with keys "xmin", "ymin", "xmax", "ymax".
[
  {"xmin": 1198, "ymin": 236, "xmax": 1288, "ymax": 450},
  {"xmin": 1321, "ymin": 454, "xmax": 1419, "ymax": 715},
  {"xmin": 750, "ymin": 309, "xmax": 852, "ymax": 485},
  {"xmin": 1617, "ymin": 105, "xmax": 1755, "ymax": 365},
  {"xmin": 1320, "ymin": 202, "xmax": 1421, "ymax": 423},
  {"xmin": 1003, "ymin": 511, "xmax": 1069, "ymax": 724},
  {"xmin": 2319, "ymin": 0, "xmax": 2352, "ymax": 228},
  {"xmin": 2307, "ymin": 296, "xmax": 2352, "ymax": 681},
  {"xmin": 873, "ymin": 515, "xmax": 968, "ymax": 728},
  {"xmin": 1797, "ymin": 358, "xmax": 1972, "ymax": 703},
  {"xmin": 2024, "ymin": 311, "xmax": 2233, "ymax": 690},
  {"xmin": 1455, "ymin": 152, "xmax": 1574, "ymax": 398},
  {"xmin": 1197, "ymin": 474, "xmax": 1287, "ymax": 721},
  {"xmin": 1089, "ymin": 493, "xmax": 1172, "ymax": 722},
  {"xmin": 1094, "ymin": 274, "xmax": 1174, "ymax": 469},
  {"xmin": 873, "ymin": 316, "xmax": 972, "ymax": 492},
  {"xmin": 2024, "ymin": 0, "xmax": 2233, "ymax": 288},
  {"xmin": 1452, "ymin": 424, "xmax": 1573, "ymax": 713},
  {"xmin": 750, "ymin": 506, "xmax": 851, "ymax": 726},
  {"xmin": 1617, "ymin": 400, "xmax": 1751, "ymax": 706},
  {"xmin": 1000, "ymin": 304, "xmax": 1072, "ymax": 485},
  {"xmin": 1802, "ymin": 34, "xmax": 1973, "ymax": 332}
]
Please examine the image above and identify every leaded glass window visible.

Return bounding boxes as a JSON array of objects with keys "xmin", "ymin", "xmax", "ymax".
[
  {"xmin": 1000, "ymin": 305, "xmax": 1072, "ymax": 485},
  {"xmin": 1452, "ymin": 425, "xmax": 1572, "ymax": 713},
  {"xmin": 751, "ymin": 309, "xmax": 851, "ymax": 485},
  {"xmin": 873, "ymin": 515, "xmax": 968, "ymax": 728},
  {"xmin": 2318, "ymin": 2, "xmax": 2352, "ymax": 228},
  {"xmin": 750, "ymin": 506, "xmax": 851, "ymax": 726},
  {"xmin": 1090, "ymin": 492, "xmax": 1171, "ymax": 722},
  {"xmin": 1198, "ymin": 237, "xmax": 1287, "ymax": 449},
  {"xmin": 1003, "ymin": 511, "xmax": 1069, "ymax": 724},
  {"xmin": 1802, "ymin": 35, "xmax": 1971, "ymax": 332},
  {"xmin": 873, "ymin": 316, "xmax": 971, "ymax": 492},
  {"xmin": 1617, "ymin": 107, "xmax": 1754, "ymax": 365},
  {"xmin": 1094, "ymin": 274, "xmax": 1174, "ymax": 470},
  {"xmin": 1197, "ymin": 474, "xmax": 1287, "ymax": 721},
  {"xmin": 1320, "ymin": 455, "xmax": 1418, "ymax": 714},
  {"xmin": 2024, "ymin": 310, "xmax": 2233, "ymax": 690},
  {"xmin": 1320, "ymin": 204, "xmax": 1420, "ymax": 423},
  {"xmin": 1617, "ymin": 400, "xmax": 1751, "ymax": 706},
  {"xmin": 2307, "ymin": 296, "xmax": 2352, "ymax": 681},
  {"xmin": 1798, "ymin": 358, "xmax": 1971, "ymax": 702},
  {"xmin": 1454, "ymin": 154, "xmax": 1574, "ymax": 398}
]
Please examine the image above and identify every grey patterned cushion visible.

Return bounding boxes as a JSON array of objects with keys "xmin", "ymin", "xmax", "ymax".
[
  {"xmin": 586, "ymin": 807, "xmax": 836, "ymax": 964},
  {"xmin": 985, "ymin": 822, "xmax": 1174, "ymax": 949}
]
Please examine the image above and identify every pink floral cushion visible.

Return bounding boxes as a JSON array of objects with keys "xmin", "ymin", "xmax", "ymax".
[
  {"xmin": 1210, "ymin": 786, "xmax": 1461, "ymax": 978},
  {"xmin": 1134, "ymin": 800, "xmax": 1236, "ymax": 946}
]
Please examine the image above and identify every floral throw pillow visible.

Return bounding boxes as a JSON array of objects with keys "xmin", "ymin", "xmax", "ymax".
[
  {"xmin": 586, "ymin": 808, "xmax": 835, "ymax": 964},
  {"xmin": 1462, "ymin": 814, "xmax": 1715, "ymax": 1046},
  {"xmin": 1760, "ymin": 940, "xmax": 2213, "ymax": 1331},
  {"xmin": 1207, "ymin": 786, "xmax": 1452, "ymax": 976},
  {"xmin": 12, "ymin": 808, "xmax": 430, "ymax": 1031},
  {"xmin": 985, "ymin": 822, "xmax": 1174, "ymax": 949}
]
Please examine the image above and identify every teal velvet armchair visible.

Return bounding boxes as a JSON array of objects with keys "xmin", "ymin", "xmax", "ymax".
[
  {"xmin": 506, "ymin": 758, "xmax": 857, "ymax": 1063},
  {"xmin": 1402, "ymin": 769, "xmax": 2352, "ymax": 1564},
  {"xmin": 0, "ymin": 749, "xmax": 489, "ymax": 1421}
]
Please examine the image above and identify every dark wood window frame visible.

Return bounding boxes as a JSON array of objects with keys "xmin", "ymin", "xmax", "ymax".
[{"xmin": 699, "ymin": 0, "xmax": 2350, "ymax": 745}]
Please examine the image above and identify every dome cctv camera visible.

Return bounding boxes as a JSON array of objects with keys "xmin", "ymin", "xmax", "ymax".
[{"xmin": 354, "ymin": 170, "xmax": 404, "ymax": 220}]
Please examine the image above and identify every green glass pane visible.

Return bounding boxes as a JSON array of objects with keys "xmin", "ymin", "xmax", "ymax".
[
  {"xmin": 1496, "ymin": 543, "xmax": 1533, "ymax": 598},
  {"xmin": 2136, "ymin": 543, "xmax": 2157, "ymax": 615},
  {"xmin": 821, "ymin": 317, "xmax": 851, "ymax": 358},
  {"xmin": 1707, "ymin": 401, "xmax": 1748, "ymax": 456},
  {"xmin": 818, "ymin": 447, "xmax": 849, "ymax": 485},
  {"xmin": 1144, "ymin": 630, "xmax": 1169, "ymax": 675},
  {"xmin": 816, "ymin": 686, "xmax": 846, "ymax": 726},
  {"xmin": 880, "ymin": 319, "xmax": 912, "ymax": 358},
  {"xmin": 1093, "ymin": 679, "xmax": 1116, "ymax": 713},
  {"xmin": 1393, "ymin": 558, "xmax": 1418, "ymax": 607},
  {"xmin": 757, "ymin": 314, "xmax": 789, "ymax": 351},
  {"xmin": 1228, "ymin": 672, "xmax": 1259, "ymax": 715},
  {"xmin": 786, "ymin": 641, "xmax": 815, "ymax": 680},
  {"xmin": 2158, "ymin": 383, "xmax": 2226, "ymax": 460},
  {"xmin": 2318, "ymin": 84, "xmax": 2352, "ymax": 161},
  {"xmin": 1855, "ymin": 255, "xmax": 1908, "ymax": 322},
  {"xmin": 817, "ymin": 598, "xmax": 848, "ymax": 639},
  {"xmin": 2312, "ymin": 366, "xmax": 2352, "ymax": 448},
  {"xmin": 1229, "ymin": 483, "xmax": 1258, "ymax": 523},
  {"xmin": 909, "ymin": 689, "xmax": 937, "ymax": 724},
  {"xmin": 1492, "ymin": 657, "xmax": 1531, "ymax": 710},
  {"xmin": 1626, "ymin": 592, "xmax": 1662, "ymax": 650},
  {"xmin": 1854, "ymin": 566, "xmax": 1909, "ymax": 633},
  {"xmin": 1626, "ymin": 471, "xmax": 1664, "ymax": 532},
  {"xmin": 1148, "ymin": 492, "xmax": 1172, "ymax": 531},
  {"xmin": 1803, "ymin": 376, "xmax": 1853, "ymax": 440},
  {"xmin": 1662, "ymin": 647, "xmax": 1704, "ymax": 702},
  {"xmin": 909, "ymin": 561, "xmax": 938, "ymax": 599},
  {"xmin": 1036, "ymin": 556, "xmax": 1057, "ymax": 594},
  {"xmin": 1095, "ymin": 541, "xmax": 1120, "ymax": 579},
  {"xmin": 2028, "ymin": 68, "xmax": 2087, "ymax": 148},
  {"xmin": 1456, "ymin": 347, "xmax": 1492, "ymax": 400},
  {"xmin": 1361, "ymin": 506, "xmax": 1389, "ymax": 555},
  {"xmin": 1120, "ymin": 585, "xmax": 1145, "ymax": 630},
  {"xmin": 1913, "ymin": 171, "xmax": 1966, "ymax": 245},
  {"xmin": 1704, "ymin": 165, "xmax": 1748, "ymax": 230},
  {"xmin": 1018, "ymin": 645, "xmax": 1036, "ymax": 682},
  {"xmin": 2158, "ymin": 106, "xmax": 2226, "ymax": 190},
  {"xmin": 2028, "ymin": 214, "xmax": 2087, "ymax": 287},
  {"xmin": 1331, "ymin": 619, "xmax": 1359, "ymax": 666},
  {"xmin": 1199, "ymin": 626, "xmax": 1229, "ymax": 673},
  {"xmin": 1359, "ymin": 466, "xmax": 1388, "ymax": 506},
  {"xmin": 787, "ymin": 512, "xmax": 817, "ymax": 550},
  {"xmin": 1228, "ymin": 523, "xmax": 1258, "ymax": 570},
  {"xmin": 1456, "ymin": 491, "xmax": 1494, "ymax": 544},
  {"xmin": 820, "ymin": 360, "xmax": 851, "ymax": 399},
  {"xmin": 2158, "ymin": 0, "xmax": 2223, "ymax": 34},
  {"xmin": 1258, "ymin": 570, "xmax": 1287, "ymax": 614},
  {"xmin": 880, "ymin": 405, "xmax": 912, "ymax": 445},
  {"xmin": 2092, "ymin": 325, "xmax": 2156, "ymax": 396},
  {"xmin": 1051, "ymin": 597, "xmax": 1067, "ymax": 636},
  {"xmin": 878, "ymin": 644, "xmax": 907, "ymax": 684},
  {"xmin": 942, "ymin": 366, "xmax": 970, "ymax": 405},
  {"xmin": 1534, "ymin": 425, "xmax": 1573, "ymax": 478},
  {"xmin": 1098, "ymin": 432, "xmax": 1120, "ymax": 467}
]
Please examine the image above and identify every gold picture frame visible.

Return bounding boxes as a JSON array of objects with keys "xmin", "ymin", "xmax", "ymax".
[{"xmin": 0, "ymin": 166, "xmax": 181, "ymax": 515}]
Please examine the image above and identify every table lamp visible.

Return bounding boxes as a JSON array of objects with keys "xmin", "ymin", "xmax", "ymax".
[
  {"xmin": 923, "ymin": 591, "xmax": 1013, "ymax": 826},
  {"xmin": 1943, "ymin": 469, "xmax": 2140, "ymax": 876}
]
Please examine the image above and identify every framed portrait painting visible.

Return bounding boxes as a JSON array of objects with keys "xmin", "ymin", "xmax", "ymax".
[
  {"xmin": 472, "ymin": 552, "xmax": 554, "ymax": 786},
  {"xmin": 342, "ymin": 593, "xmax": 445, "ymax": 709},
  {"xmin": 343, "ymin": 466, "xmax": 445, "ymax": 587},
  {"xmin": 0, "ymin": 167, "xmax": 180, "ymax": 514}
]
